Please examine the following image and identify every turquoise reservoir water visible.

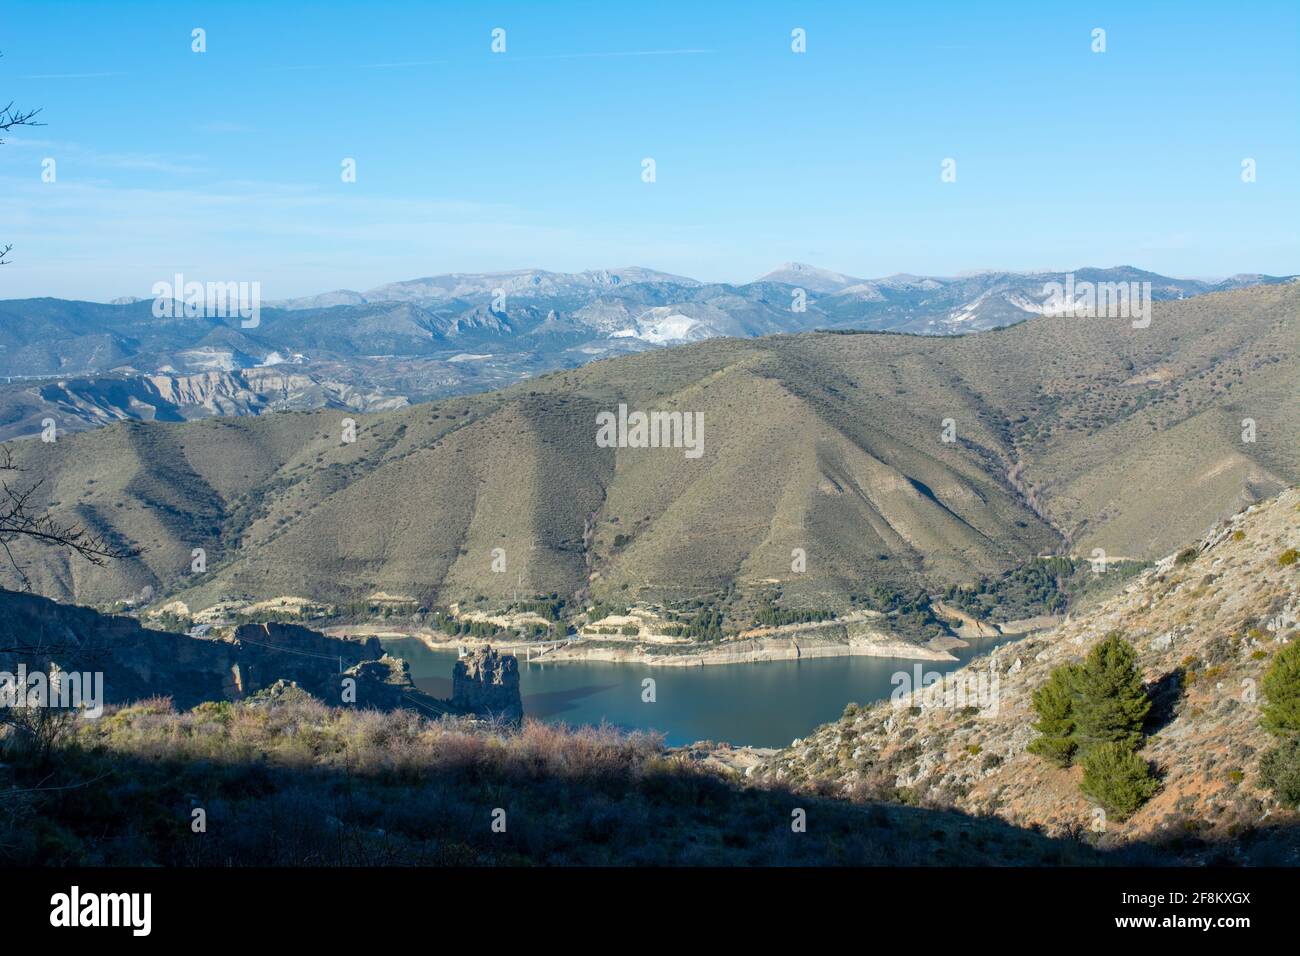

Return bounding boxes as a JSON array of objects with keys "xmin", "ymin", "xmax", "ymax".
[{"xmin": 384, "ymin": 635, "xmax": 1017, "ymax": 748}]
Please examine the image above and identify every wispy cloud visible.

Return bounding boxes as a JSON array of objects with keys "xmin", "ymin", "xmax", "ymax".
[
  {"xmin": 269, "ymin": 49, "xmax": 712, "ymax": 72},
  {"xmin": 359, "ymin": 59, "xmax": 453, "ymax": 70},
  {"xmin": 0, "ymin": 137, "xmax": 205, "ymax": 174},
  {"xmin": 28, "ymin": 48, "xmax": 713, "ymax": 78},
  {"xmin": 195, "ymin": 121, "xmax": 256, "ymax": 135},
  {"xmin": 20, "ymin": 71, "xmax": 127, "ymax": 79},
  {"xmin": 360, "ymin": 49, "xmax": 712, "ymax": 69},
  {"xmin": 0, "ymin": 174, "xmax": 720, "ymax": 300},
  {"xmin": 510, "ymin": 49, "xmax": 712, "ymax": 61}
]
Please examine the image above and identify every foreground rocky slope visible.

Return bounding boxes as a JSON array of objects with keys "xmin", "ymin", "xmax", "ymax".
[{"xmin": 755, "ymin": 489, "xmax": 1300, "ymax": 862}]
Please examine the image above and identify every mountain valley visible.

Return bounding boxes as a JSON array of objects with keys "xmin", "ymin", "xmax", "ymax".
[{"xmin": 2, "ymin": 283, "xmax": 1293, "ymax": 643}]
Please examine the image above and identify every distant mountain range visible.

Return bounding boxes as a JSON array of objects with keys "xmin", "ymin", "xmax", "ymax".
[
  {"xmin": 5, "ymin": 282, "xmax": 1295, "ymax": 620},
  {"xmin": 269, "ymin": 266, "xmax": 700, "ymax": 311},
  {"xmin": 267, "ymin": 263, "xmax": 1294, "ymax": 315},
  {"xmin": 0, "ymin": 264, "xmax": 1293, "ymax": 439}
]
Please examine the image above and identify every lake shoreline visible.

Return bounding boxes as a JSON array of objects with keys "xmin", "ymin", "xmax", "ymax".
[
  {"xmin": 326, "ymin": 613, "xmax": 1058, "ymax": 668},
  {"xmin": 377, "ymin": 626, "xmax": 1039, "ymax": 749},
  {"xmin": 327, "ymin": 624, "xmax": 963, "ymax": 666}
]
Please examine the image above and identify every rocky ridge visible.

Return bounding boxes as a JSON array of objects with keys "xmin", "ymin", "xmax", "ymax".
[{"xmin": 0, "ymin": 590, "xmax": 520, "ymax": 720}]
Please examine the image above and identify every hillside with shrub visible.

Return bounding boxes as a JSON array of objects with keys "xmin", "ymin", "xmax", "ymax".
[{"xmin": 755, "ymin": 488, "xmax": 1300, "ymax": 863}]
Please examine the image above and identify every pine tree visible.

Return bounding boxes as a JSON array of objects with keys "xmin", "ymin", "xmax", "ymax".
[
  {"xmin": 1027, "ymin": 663, "xmax": 1083, "ymax": 767},
  {"xmin": 1261, "ymin": 641, "xmax": 1300, "ymax": 737},
  {"xmin": 1259, "ymin": 642, "xmax": 1300, "ymax": 807},
  {"xmin": 1073, "ymin": 632, "xmax": 1150, "ymax": 752},
  {"xmin": 1080, "ymin": 742, "xmax": 1159, "ymax": 819},
  {"xmin": 1259, "ymin": 737, "xmax": 1300, "ymax": 808}
]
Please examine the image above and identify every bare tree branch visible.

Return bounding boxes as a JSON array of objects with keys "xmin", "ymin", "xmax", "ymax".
[
  {"xmin": 0, "ymin": 446, "xmax": 140, "ymax": 593},
  {"xmin": 0, "ymin": 54, "xmax": 118, "ymax": 768},
  {"xmin": 0, "ymin": 100, "xmax": 43, "ymax": 137},
  {"xmin": 1, "ymin": 53, "xmax": 45, "ymax": 265}
]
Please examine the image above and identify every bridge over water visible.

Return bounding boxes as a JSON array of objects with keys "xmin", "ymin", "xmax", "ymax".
[{"xmin": 459, "ymin": 638, "xmax": 578, "ymax": 662}]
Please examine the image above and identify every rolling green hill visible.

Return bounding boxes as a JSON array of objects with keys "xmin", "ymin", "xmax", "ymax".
[{"xmin": 3, "ymin": 283, "xmax": 1296, "ymax": 625}]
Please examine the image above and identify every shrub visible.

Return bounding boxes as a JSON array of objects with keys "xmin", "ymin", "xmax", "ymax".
[
  {"xmin": 1027, "ymin": 734, "xmax": 1077, "ymax": 768},
  {"xmin": 1175, "ymin": 547, "xmax": 1198, "ymax": 566},
  {"xmin": 1073, "ymin": 633, "xmax": 1151, "ymax": 752},
  {"xmin": 1279, "ymin": 548, "xmax": 1299, "ymax": 567},
  {"xmin": 1259, "ymin": 737, "xmax": 1300, "ymax": 808},
  {"xmin": 1080, "ymin": 742, "xmax": 1159, "ymax": 819},
  {"xmin": 1261, "ymin": 641, "xmax": 1300, "ymax": 736}
]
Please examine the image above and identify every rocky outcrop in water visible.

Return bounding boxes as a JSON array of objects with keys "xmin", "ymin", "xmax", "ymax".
[
  {"xmin": 228, "ymin": 621, "xmax": 381, "ymax": 696},
  {"xmin": 451, "ymin": 645, "xmax": 523, "ymax": 724}
]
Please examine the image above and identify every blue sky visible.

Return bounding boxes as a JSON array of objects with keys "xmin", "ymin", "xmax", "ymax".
[{"xmin": 1, "ymin": 0, "xmax": 1297, "ymax": 300}]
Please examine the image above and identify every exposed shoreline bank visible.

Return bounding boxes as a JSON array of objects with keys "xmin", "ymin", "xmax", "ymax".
[
  {"xmin": 325, "ymin": 609, "xmax": 1058, "ymax": 668},
  {"xmin": 323, "ymin": 623, "xmax": 1019, "ymax": 667}
]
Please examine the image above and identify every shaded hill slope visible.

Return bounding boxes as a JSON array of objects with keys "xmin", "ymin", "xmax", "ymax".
[
  {"xmin": 0, "ymin": 693, "xmax": 1113, "ymax": 866},
  {"xmin": 0, "ymin": 588, "xmax": 441, "ymax": 713}
]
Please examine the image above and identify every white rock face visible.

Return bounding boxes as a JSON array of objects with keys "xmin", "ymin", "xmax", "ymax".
[{"xmin": 610, "ymin": 311, "xmax": 703, "ymax": 344}]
